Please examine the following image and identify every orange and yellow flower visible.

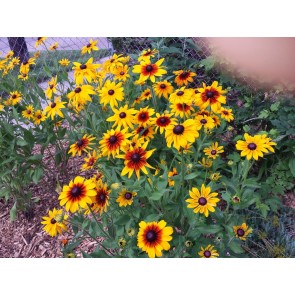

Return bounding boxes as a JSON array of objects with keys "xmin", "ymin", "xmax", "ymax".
[
  {"xmin": 81, "ymin": 39, "xmax": 99, "ymax": 55},
  {"xmin": 198, "ymin": 244, "xmax": 219, "ymax": 258},
  {"xmin": 116, "ymin": 189, "xmax": 137, "ymax": 207},
  {"xmin": 233, "ymin": 223, "xmax": 253, "ymax": 241},
  {"xmin": 204, "ymin": 142, "xmax": 224, "ymax": 159},
  {"xmin": 41, "ymin": 208, "xmax": 68, "ymax": 237},
  {"xmin": 153, "ymin": 80, "xmax": 174, "ymax": 99},
  {"xmin": 173, "ymin": 70, "xmax": 196, "ymax": 86}
]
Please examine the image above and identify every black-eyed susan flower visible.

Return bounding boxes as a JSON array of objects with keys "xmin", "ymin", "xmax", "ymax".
[
  {"xmin": 112, "ymin": 64, "xmax": 130, "ymax": 82},
  {"xmin": 8, "ymin": 91, "xmax": 22, "ymax": 106},
  {"xmin": 88, "ymin": 179, "xmax": 110, "ymax": 215},
  {"xmin": 118, "ymin": 141, "xmax": 155, "ymax": 180},
  {"xmin": 132, "ymin": 58, "xmax": 167, "ymax": 83},
  {"xmin": 204, "ymin": 142, "xmax": 224, "ymax": 159},
  {"xmin": 22, "ymin": 105, "xmax": 34, "ymax": 120},
  {"xmin": 211, "ymin": 114, "xmax": 221, "ymax": 127},
  {"xmin": 173, "ymin": 70, "xmax": 196, "ymax": 86},
  {"xmin": 195, "ymin": 81, "xmax": 227, "ymax": 113},
  {"xmin": 153, "ymin": 112, "xmax": 176, "ymax": 134},
  {"xmin": 198, "ymin": 244, "xmax": 219, "ymax": 258},
  {"xmin": 103, "ymin": 53, "xmax": 125, "ymax": 73},
  {"xmin": 195, "ymin": 114, "xmax": 215, "ymax": 130},
  {"xmin": 67, "ymin": 84, "xmax": 96, "ymax": 105},
  {"xmin": 59, "ymin": 176, "xmax": 96, "ymax": 213},
  {"xmin": 41, "ymin": 208, "xmax": 68, "ymax": 237},
  {"xmin": 168, "ymin": 167, "xmax": 178, "ymax": 186},
  {"xmin": 233, "ymin": 223, "xmax": 253, "ymax": 241},
  {"xmin": 140, "ymin": 88, "xmax": 152, "ymax": 101},
  {"xmin": 169, "ymin": 87, "xmax": 193, "ymax": 104},
  {"xmin": 81, "ymin": 38, "xmax": 99, "ymax": 55},
  {"xmin": 219, "ymin": 107, "xmax": 234, "ymax": 122},
  {"xmin": 116, "ymin": 188, "xmax": 137, "ymax": 207},
  {"xmin": 138, "ymin": 48, "xmax": 159, "ymax": 62},
  {"xmin": 236, "ymin": 133, "xmax": 276, "ymax": 161},
  {"xmin": 7, "ymin": 57, "xmax": 20, "ymax": 70},
  {"xmin": 210, "ymin": 172, "xmax": 222, "ymax": 181},
  {"xmin": 33, "ymin": 110, "xmax": 46, "ymax": 125},
  {"xmin": 20, "ymin": 57, "xmax": 35, "ymax": 75},
  {"xmin": 45, "ymin": 76, "xmax": 58, "ymax": 99},
  {"xmin": 59, "ymin": 58, "xmax": 70, "ymax": 66},
  {"xmin": 165, "ymin": 119, "xmax": 199, "ymax": 151},
  {"xmin": 68, "ymin": 134, "xmax": 96, "ymax": 157},
  {"xmin": 72, "ymin": 57, "xmax": 100, "ymax": 85},
  {"xmin": 18, "ymin": 73, "xmax": 29, "ymax": 81},
  {"xmin": 153, "ymin": 80, "xmax": 174, "ymax": 99},
  {"xmin": 44, "ymin": 97, "xmax": 66, "ymax": 120},
  {"xmin": 81, "ymin": 150, "xmax": 100, "ymax": 171},
  {"xmin": 99, "ymin": 127, "xmax": 132, "ymax": 159},
  {"xmin": 98, "ymin": 80, "xmax": 124, "ymax": 109},
  {"xmin": 134, "ymin": 126, "xmax": 156, "ymax": 142},
  {"xmin": 186, "ymin": 184, "xmax": 220, "ymax": 217},
  {"xmin": 34, "ymin": 51, "xmax": 41, "ymax": 59},
  {"xmin": 106, "ymin": 105, "xmax": 137, "ymax": 129},
  {"xmin": 137, "ymin": 220, "xmax": 173, "ymax": 258},
  {"xmin": 35, "ymin": 37, "xmax": 47, "ymax": 48},
  {"xmin": 49, "ymin": 42, "xmax": 59, "ymax": 51},
  {"xmin": 170, "ymin": 100, "xmax": 194, "ymax": 118},
  {"xmin": 135, "ymin": 107, "xmax": 155, "ymax": 127},
  {"xmin": 118, "ymin": 237, "xmax": 127, "ymax": 248},
  {"xmin": 5, "ymin": 50, "xmax": 14, "ymax": 59}
]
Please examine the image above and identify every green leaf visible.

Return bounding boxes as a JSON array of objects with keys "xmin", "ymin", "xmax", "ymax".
[
  {"xmin": 229, "ymin": 240, "xmax": 244, "ymax": 254},
  {"xmin": 10, "ymin": 202, "xmax": 17, "ymax": 221},
  {"xmin": 32, "ymin": 167, "xmax": 43, "ymax": 184},
  {"xmin": 24, "ymin": 130, "xmax": 35, "ymax": 148},
  {"xmin": 200, "ymin": 56, "xmax": 215, "ymax": 71},
  {"xmin": 288, "ymin": 158, "xmax": 295, "ymax": 177},
  {"xmin": 149, "ymin": 192, "xmax": 163, "ymax": 201},
  {"xmin": 197, "ymin": 224, "xmax": 223, "ymax": 234},
  {"xmin": 184, "ymin": 172, "xmax": 199, "ymax": 180},
  {"xmin": 114, "ymin": 215, "xmax": 130, "ymax": 225}
]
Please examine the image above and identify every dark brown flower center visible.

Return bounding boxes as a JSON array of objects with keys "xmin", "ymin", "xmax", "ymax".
[
  {"xmin": 146, "ymin": 230, "xmax": 157, "ymax": 242},
  {"xmin": 159, "ymin": 117, "xmax": 168, "ymax": 124},
  {"xmin": 109, "ymin": 135, "xmax": 117, "ymax": 144},
  {"xmin": 37, "ymin": 37, "xmax": 42, "ymax": 41},
  {"xmin": 71, "ymin": 186, "xmax": 81, "ymax": 197},
  {"xmin": 173, "ymin": 125, "xmax": 184, "ymax": 135},
  {"xmin": 120, "ymin": 71, "xmax": 125, "ymax": 75},
  {"xmin": 37, "ymin": 115, "xmax": 41, "ymax": 119},
  {"xmin": 248, "ymin": 143, "xmax": 257, "ymax": 150},
  {"xmin": 23, "ymin": 61, "xmax": 28, "ymax": 65},
  {"xmin": 204, "ymin": 250, "xmax": 211, "ymax": 258},
  {"xmin": 98, "ymin": 193, "xmax": 106, "ymax": 202},
  {"xmin": 198, "ymin": 197, "xmax": 207, "ymax": 206},
  {"xmin": 124, "ymin": 192, "xmax": 132, "ymax": 200},
  {"xmin": 75, "ymin": 87, "xmax": 81, "ymax": 93},
  {"xmin": 49, "ymin": 85, "xmax": 54, "ymax": 89},
  {"xmin": 77, "ymin": 139, "xmax": 84, "ymax": 147},
  {"xmin": 200, "ymin": 119, "xmax": 207, "ymax": 124},
  {"xmin": 27, "ymin": 110, "xmax": 31, "ymax": 114},
  {"xmin": 139, "ymin": 112, "xmax": 148, "ymax": 120},
  {"xmin": 131, "ymin": 153, "xmax": 141, "ymax": 162},
  {"xmin": 87, "ymin": 43, "xmax": 91, "ymax": 48},
  {"xmin": 88, "ymin": 158, "xmax": 95, "ymax": 166},
  {"xmin": 12, "ymin": 95, "xmax": 17, "ymax": 99},
  {"xmin": 108, "ymin": 89, "xmax": 115, "ymax": 95},
  {"xmin": 177, "ymin": 91, "xmax": 184, "ymax": 96},
  {"xmin": 206, "ymin": 91, "xmax": 214, "ymax": 98},
  {"xmin": 179, "ymin": 71, "xmax": 190, "ymax": 79},
  {"xmin": 51, "ymin": 102, "xmax": 56, "ymax": 108},
  {"xmin": 119, "ymin": 112, "xmax": 126, "ymax": 118},
  {"xmin": 237, "ymin": 229, "xmax": 245, "ymax": 236},
  {"xmin": 50, "ymin": 218, "xmax": 57, "ymax": 224},
  {"xmin": 145, "ymin": 65, "xmax": 153, "ymax": 72},
  {"xmin": 211, "ymin": 150, "xmax": 217, "ymax": 155},
  {"xmin": 80, "ymin": 64, "xmax": 87, "ymax": 70},
  {"xmin": 160, "ymin": 83, "xmax": 166, "ymax": 89}
]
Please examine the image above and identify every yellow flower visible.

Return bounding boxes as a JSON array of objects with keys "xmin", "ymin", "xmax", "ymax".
[
  {"xmin": 117, "ymin": 141, "xmax": 155, "ymax": 180},
  {"xmin": 8, "ymin": 91, "xmax": 22, "ymax": 106},
  {"xmin": 72, "ymin": 57, "xmax": 100, "ymax": 85},
  {"xmin": 45, "ymin": 76, "xmax": 58, "ymax": 99},
  {"xmin": 81, "ymin": 150, "xmax": 100, "ymax": 171},
  {"xmin": 165, "ymin": 119, "xmax": 199, "ymax": 151},
  {"xmin": 134, "ymin": 107, "xmax": 155, "ymax": 127},
  {"xmin": 138, "ymin": 48, "xmax": 159, "ymax": 62},
  {"xmin": 204, "ymin": 142, "xmax": 224, "ymax": 159},
  {"xmin": 49, "ymin": 42, "xmax": 58, "ymax": 51},
  {"xmin": 233, "ymin": 223, "xmax": 253, "ymax": 241},
  {"xmin": 18, "ymin": 73, "xmax": 29, "ymax": 81},
  {"xmin": 112, "ymin": 64, "xmax": 130, "ymax": 82},
  {"xmin": 139, "ymin": 88, "xmax": 152, "ymax": 101},
  {"xmin": 170, "ymin": 99, "xmax": 194, "ymax": 118},
  {"xmin": 153, "ymin": 112, "xmax": 176, "ymax": 134},
  {"xmin": 20, "ymin": 57, "xmax": 35, "ymax": 75},
  {"xmin": 67, "ymin": 84, "xmax": 96, "ymax": 105},
  {"xmin": 103, "ymin": 53, "xmax": 125, "ymax": 73},
  {"xmin": 173, "ymin": 70, "xmax": 196, "ymax": 86},
  {"xmin": 219, "ymin": 107, "xmax": 234, "ymax": 122},
  {"xmin": 210, "ymin": 172, "xmax": 221, "ymax": 181},
  {"xmin": 33, "ymin": 110, "xmax": 46, "ymax": 125},
  {"xmin": 186, "ymin": 184, "xmax": 220, "ymax": 217},
  {"xmin": 34, "ymin": 51, "xmax": 41, "ymax": 59},
  {"xmin": 41, "ymin": 208, "xmax": 68, "ymax": 237},
  {"xmin": 98, "ymin": 80, "xmax": 124, "ymax": 109},
  {"xmin": 116, "ymin": 188, "xmax": 137, "ymax": 207},
  {"xmin": 59, "ymin": 176, "xmax": 96, "ymax": 213},
  {"xmin": 236, "ymin": 133, "xmax": 276, "ymax": 160},
  {"xmin": 198, "ymin": 157, "xmax": 213, "ymax": 168},
  {"xmin": 99, "ymin": 127, "xmax": 132, "ymax": 159},
  {"xmin": 118, "ymin": 237, "xmax": 127, "ymax": 248},
  {"xmin": 5, "ymin": 50, "xmax": 14, "ymax": 59},
  {"xmin": 22, "ymin": 105, "xmax": 34, "ymax": 120},
  {"xmin": 169, "ymin": 87, "xmax": 192, "ymax": 103},
  {"xmin": 68, "ymin": 134, "xmax": 96, "ymax": 157},
  {"xmin": 81, "ymin": 39, "xmax": 99, "ymax": 55},
  {"xmin": 168, "ymin": 167, "xmax": 178, "ymax": 186},
  {"xmin": 59, "ymin": 58, "xmax": 70, "ymax": 66},
  {"xmin": 127, "ymin": 228, "xmax": 135, "ymax": 237},
  {"xmin": 137, "ymin": 220, "xmax": 173, "ymax": 258},
  {"xmin": 195, "ymin": 114, "xmax": 215, "ymax": 130},
  {"xmin": 44, "ymin": 97, "xmax": 66, "ymax": 120},
  {"xmin": 132, "ymin": 58, "xmax": 167, "ymax": 83},
  {"xmin": 106, "ymin": 105, "xmax": 137, "ymax": 129},
  {"xmin": 35, "ymin": 37, "xmax": 47, "ymax": 48},
  {"xmin": 198, "ymin": 244, "xmax": 219, "ymax": 258},
  {"xmin": 153, "ymin": 80, "xmax": 174, "ymax": 99},
  {"xmin": 195, "ymin": 81, "xmax": 227, "ymax": 113}
]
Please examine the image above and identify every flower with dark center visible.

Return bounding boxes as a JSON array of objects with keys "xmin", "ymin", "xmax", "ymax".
[
  {"xmin": 179, "ymin": 72, "xmax": 190, "ymax": 79},
  {"xmin": 198, "ymin": 197, "xmax": 207, "ymax": 206},
  {"xmin": 237, "ymin": 229, "xmax": 245, "ymax": 237},
  {"xmin": 200, "ymin": 119, "xmax": 207, "ymax": 124},
  {"xmin": 51, "ymin": 102, "xmax": 56, "ymax": 108},
  {"xmin": 98, "ymin": 194, "xmax": 106, "ymax": 202},
  {"xmin": 247, "ymin": 143, "xmax": 257, "ymax": 150},
  {"xmin": 146, "ymin": 230, "xmax": 157, "ymax": 242},
  {"xmin": 124, "ymin": 192, "xmax": 132, "ymax": 200},
  {"xmin": 211, "ymin": 150, "xmax": 217, "ymax": 155},
  {"xmin": 173, "ymin": 125, "xmax": 184, "ymax": 135},
  {"xmin": 77, "ymin": 139, "xmax": 84, "ymax": 147},
  {"xmin": 160, "ymin": 83, "xmax": 166, "ymax": 89},
  {"xmin": 145, "ymin": 65, "xmax": 153, "ymax": 72},
  {"xmin": 75, "ymin": 87, "xmax": 82, "ymax": 93},
  {"xmin": 206, "ymin": 91, "xmax": 214, "ymax": 98},
  {"xmin": 120, "ymin": 71, "xmax": 125, "ymax": 75},
  {"xmin": 108, "ymin": 89, "xmax": 115, "ymax": 95},
  {"xmin": 12, "ymin": 95, "xmax": 17, "ymax": 99},
  {"xmin": 109, "ymin": 135, "xmax": 118, "ymax": 144},
  {"xmin": 50, "ymin": 218, "xmax": 57, "ymax": 224},
  {"xmin": 87, "ymin": 43, "xmax": 91, "ymax": 48},
  {"xmin": 80, "ymin": 64, "xmax": 87, "ymax": 70},
  {"xmin": 131, "ymin": 153, "xmax": 141, "ymax": 162},
  {"xmin": 119, "ymin": 112, "xmax": 126, "ymax": 118},
  {"xmin": 233, "ymin": 223, "xmax": 253, "ymax": 241},
  {"xmin": 177, "ymin": 91, "xmax": 184, "ymax": 96},
  {"xmin": 204, "ymin": 250, "xmax": 211, "ymax": 258},
  {"xmin": 23, "ymin": 61, "xmax": 28, "ymax": 65}
]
